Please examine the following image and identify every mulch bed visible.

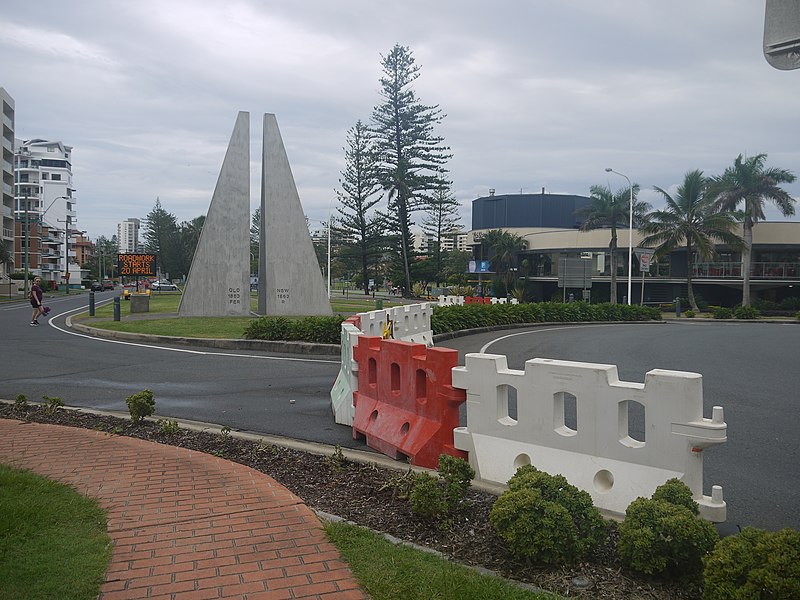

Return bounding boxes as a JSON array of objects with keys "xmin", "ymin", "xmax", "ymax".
[{"xmin": 0, "ymin": 403, "xmax": 701, "ymax": 599}]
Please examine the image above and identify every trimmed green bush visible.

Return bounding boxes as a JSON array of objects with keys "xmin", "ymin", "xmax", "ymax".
[
  {"xmin": 712, "ymin": 307, "xmax": 734, "ymax": 319},
  {"xmin": 243, "ymin": 315, "xmax": 345, "ymax": 344},
  {"xmin": 490, "ymin": 466, "xmax": 607, "ymax": 565},
  {"xmin": 703, "ymin": 527, "xmax": 800, "ymax": 600},
  {"xmin": 733, "ymin": 305, "xmax": 759, "ymax": 320},
  {"xmin": 126, "ymin": 389, "xmax": 155, "ymax": 424},
  {"xmin": 684, "ymin": 310, "xmax": 696, "ymax": 318},
  {"xmin": 431, "ymin": 302, "xmax": 661, "ymax": 335},
  {"xmin": 651, "ymin": 478, "xmax": 699, "ymax": 515},
  {"xmin": 409, "ymin": 472, "xmax": 449, "ymax": 519},
  {"xmin": 618, "ymin": 480, "xmax": 718, "ymax": 577},
  {"xmin": 408, "ymin": 454, "xmax": 475, "ymax": 520}
]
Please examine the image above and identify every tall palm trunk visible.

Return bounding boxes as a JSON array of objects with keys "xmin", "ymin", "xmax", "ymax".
[
  {"xmin": 741, "ymin": 217, "xmax": 753, "ymax": 306},
  {"xmin": 609, "ymin": 226, "xmax": 618, "ymax": 304},
  {"xmin": 686, "ymin": 239, "xmax": 699, "ymax": 312}
]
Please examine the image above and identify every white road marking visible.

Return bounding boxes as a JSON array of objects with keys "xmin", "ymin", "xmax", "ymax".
[{"xmin": 45, "ymin": 303, "xmax": 339, "ymax": 365}]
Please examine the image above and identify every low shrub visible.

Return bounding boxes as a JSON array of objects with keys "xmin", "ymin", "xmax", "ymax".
[
  {"xmin": 651, "ymin": 478, "xmax": 699, "ymax": 515},
  {"xmin": 431, "ymin": 302, "xmax": 661, "ymax": 334},
  {"xmin": 490, "ymin": 465, "xmax": 607, "ymax": 565},
  {"xmin": 733, "ymin": 305, "xmax": 759, "ymax": 320},
  {"xmin": 409, "ymin": 472, "xmax": 448, "ymax": 519},
  {"xmin": 618, "ymin": 480, "xmax": 717, "ymax": 577},
  {"xmin": 243, "ymin": 315, "xmax": 345, "ymax": 344},
  {"xmin": 42, "ymin": 395, "xmax": 64, "ymax": 414},
  {"xmin": 712, "ymin": 307, "xmax": 734, "ymax": 320},
  {"xmin": 14, "ymin": 394, "xmax": 28, "ymax": 411},
  {"xmin": 126, "ymin": 389, "xmax": 155, "ymax": 424},
  {"xmin": 157, "ymin": 419, "xmax": 180, "ymax": 436},
  {"xmin": 684, "ymin": 310, "xmax": 695, "ymax": 318},
  {"xmin": 703, "ymin": 527, "xmax": 800, "ymax": 600},
  {"xmin": 409, "ymin": 454, "xmax": 475, "ymax": 520},
  {"xmin": 779, "ymin": 296, "xmax": 800, "ymax": 311}
]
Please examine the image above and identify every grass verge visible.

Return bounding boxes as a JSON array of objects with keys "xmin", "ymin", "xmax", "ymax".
[
  {"xmin": 80, "ymin": 293, "xmax": 402, "ymax": 338},
  {"xmin": 0, "ymin": 464, "xmax": 112, "ymax": 600},
  {"xmin": 324, "ymin": 521, "xmax": 557, "ymax": 600}
]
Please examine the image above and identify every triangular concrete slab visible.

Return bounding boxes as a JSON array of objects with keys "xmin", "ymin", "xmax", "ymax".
[
  {"xmin": 258, "ymin": 114, "xmax": 332, "ymax": 316},
  {"xmin": 179, "ymin": 112, "xmax": 251, "ymax": 317}
]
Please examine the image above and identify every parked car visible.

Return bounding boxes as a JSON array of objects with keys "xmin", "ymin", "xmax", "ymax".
[
  {"xmin": 90, "ymin": 281, "xmax": 103, "ymax": 291},
  {"xmin": 151, "ymin": 280, "xmax": 179, "ymax": 291},
  {"xmin": 102, "ymin": 280, "xmax": 114, "ymax": 290}
]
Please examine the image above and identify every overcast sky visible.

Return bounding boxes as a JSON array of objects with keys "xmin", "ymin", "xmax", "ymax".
[{"xmin": 2, "ymin": 1, "xmax": 798, "ymax": 240}]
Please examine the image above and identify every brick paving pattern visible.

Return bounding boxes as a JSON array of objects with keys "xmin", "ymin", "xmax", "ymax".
[{"xmin": 0, "ymin": 419, "xmax": 367, "ymax": 599}]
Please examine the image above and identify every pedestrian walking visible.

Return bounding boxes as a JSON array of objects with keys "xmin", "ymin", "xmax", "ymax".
[{"xmin": 29, "ymin": 277, "xmax": 44, "ymax": 326}]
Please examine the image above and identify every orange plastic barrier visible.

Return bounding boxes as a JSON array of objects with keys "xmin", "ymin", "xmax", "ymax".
[
  {"xmin": 464, "ymin": 296, "xmax": 492, "ymax": 305},
  {"xmin": 352, "ymin": 336, "xmax": 467, "ymax": 468},
  {"xmin": 344, "ymin": 315, "xmax": 361, "ymax": 328}
]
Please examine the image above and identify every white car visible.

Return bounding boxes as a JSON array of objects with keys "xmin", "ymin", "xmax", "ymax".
[{"xmin": 151, "ymin": 280, "xmax": 179, "ymax": 291}]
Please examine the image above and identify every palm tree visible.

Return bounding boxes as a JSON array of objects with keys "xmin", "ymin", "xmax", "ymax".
[
  {"xmin": 577, "ymin": 183, "xmax": 649, "ymax": 304},
  {"xmin": 481, "ymin": 229, "xmax": 527, "ymax": 295},
  {"xmin": 640, "ymin": 170, "xmax": 743, "ymax": 312},
  {"xmin": 709, "ymin": 154, "xmax": 797, "ymax": 306}
]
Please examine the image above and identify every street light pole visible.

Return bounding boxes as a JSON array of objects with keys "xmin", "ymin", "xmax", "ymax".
[
  {"xmin": 605, "ymin": 168, "xmax": 633, "ymax": 305},
  {"xmin": 327, "ymin": 217, "xmax": 332, "ymax": 299}
]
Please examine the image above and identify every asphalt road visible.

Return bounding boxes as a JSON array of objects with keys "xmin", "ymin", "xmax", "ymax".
[
  {"xmin": 0, "ymin": 292, "xmax": 352, "ymax": 447},
  {"xmin": 2, "ymin": 294, "xmax": 797, "ymax": 530},
  {"xmin": 439, "ymin": 321, "xmax": 800, "ymax": 532}
]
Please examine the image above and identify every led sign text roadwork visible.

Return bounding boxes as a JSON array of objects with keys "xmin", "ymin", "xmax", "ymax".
[{"xmin": 118, "ymin": 253, "xmax": 157, "ymax": 276}]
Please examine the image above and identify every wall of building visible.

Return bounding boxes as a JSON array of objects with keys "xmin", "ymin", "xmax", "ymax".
[{"xmin": 1, "ymin": 88, "xmax": 14, "ymax": 277}]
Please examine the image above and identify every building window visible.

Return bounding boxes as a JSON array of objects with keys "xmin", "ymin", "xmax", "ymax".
[
  {"xmin": 52, "ymin": 174, "xmax": 61, "ymax": 181},
  {"xmin": 41, "ymin": 173, "xmax": 49, "ymax": 180}
]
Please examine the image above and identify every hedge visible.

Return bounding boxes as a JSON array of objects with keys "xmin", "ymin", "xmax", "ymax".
[{"xmin": 431, "ymin": 302, "xmax": 661, "ymax": 335}]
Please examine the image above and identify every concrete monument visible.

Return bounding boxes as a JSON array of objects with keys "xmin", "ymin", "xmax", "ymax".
[
  {"xmin": 258, "ymin": 113, "xmax": 332, "ymax": 316},
  {"xmin": 178, "ymin": 112, "xmax": 251, "ymax": 317}
]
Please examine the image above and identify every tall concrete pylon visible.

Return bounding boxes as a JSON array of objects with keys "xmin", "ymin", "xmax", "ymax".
[
  {"xmin": 258, "ymin": 114, "xmax": 332, "ymax": 316},
  {"xmin": 178, "ymin": 111, "xmax": 250, "ymax": 317}
]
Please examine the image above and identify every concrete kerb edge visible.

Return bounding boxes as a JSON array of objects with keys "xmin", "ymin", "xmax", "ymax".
[{"xmin": 66, "ymin": 315, "xmax": 340, "ymax": 355}]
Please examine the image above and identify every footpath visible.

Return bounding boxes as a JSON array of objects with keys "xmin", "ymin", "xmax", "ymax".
[{"xmin": 0, "ymin": 418, "xmax": 366, "ymax": 600}]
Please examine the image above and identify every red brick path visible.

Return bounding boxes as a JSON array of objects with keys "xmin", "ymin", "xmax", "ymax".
[{"xmin": 0, "ymin": 419, "xmax": 367, "ymax": 599}]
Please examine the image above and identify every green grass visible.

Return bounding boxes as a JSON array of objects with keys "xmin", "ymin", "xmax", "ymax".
[
  {"xmin": 80, "ymin": 292, "xmax": 402, "ymax": 338},
  {"xmin": 0, "ymin": 464, "xmax": 112, "ymax": 600},
  {"xmin": 324, "ymin": 521, "xmax": 557, "ymax": 600}
]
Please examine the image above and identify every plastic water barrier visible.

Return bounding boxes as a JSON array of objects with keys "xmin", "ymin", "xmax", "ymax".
[{"xmin": 451, "ymin": 353, "xmax": 727, "ymax": 521}]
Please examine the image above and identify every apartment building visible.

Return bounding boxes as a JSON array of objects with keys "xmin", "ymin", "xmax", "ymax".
[
  {"xmin": 117, "ymin": 218, "xmax": 140, "ymax": 253},
  {"xmin": 14, "ymin": 138, "xmax": 77, "ymax": 287},
  {"xmin": 410, "ymin": 226, "xmax": 468, "ymax": 254},
  {"xmin": 1, "ymin": 88, "xmax": 14, "ymax": 278}
]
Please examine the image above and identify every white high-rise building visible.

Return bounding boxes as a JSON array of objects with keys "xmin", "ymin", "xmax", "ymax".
[
  {"xmin": 117, "ymin": 218, "xmax": 140, "ymax": 253},
  {"xmin": 1, "ymin": 88, "xmax": 14, "ymax": 278},
  {"xmin": 14, "ymin": 138, "xmax": 76, "ymax": 286}
]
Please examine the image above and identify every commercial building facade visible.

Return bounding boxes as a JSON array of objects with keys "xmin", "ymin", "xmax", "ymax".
[{"xmin": 469, "ymin": 191, "xmax": 800, "ymax": 306}]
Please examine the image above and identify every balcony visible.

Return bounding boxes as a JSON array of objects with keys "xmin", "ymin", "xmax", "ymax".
[{"xmin": 693, "ymin": 262, "xmax": 800, "ymax": 279}]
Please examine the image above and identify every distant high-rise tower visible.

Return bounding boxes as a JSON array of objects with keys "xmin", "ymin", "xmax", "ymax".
[
  {"xmin": 1, "ymin": 88, "xmax": 14, "ymax": 279},
  {"xmin": 117, "ymin": 218, "xmax": 140, "ymax": 253},
  {"xmin": 14, "ymin": 138, "xmax": 76, "ymax": 287}
]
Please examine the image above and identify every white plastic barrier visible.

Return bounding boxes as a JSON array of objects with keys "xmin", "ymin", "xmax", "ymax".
[
  {"xmin": 357, "ymin": 303, "xmax": 435, "ymax": 346},
  {"xmin": 438, "ymin": 295, "xmax": 465, "ymax": 306},
  {"xmin": 330, "ymin": 323, "xmax": 362, "ymax": 426},
  {"xmin": 451, "ymin": 354, "xmax": 727, "ymax": 521}
]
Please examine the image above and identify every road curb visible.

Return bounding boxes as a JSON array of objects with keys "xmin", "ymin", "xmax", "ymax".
[{"xmin": 66, "ymin": 315, "xmax": 340, "ymax": 355}]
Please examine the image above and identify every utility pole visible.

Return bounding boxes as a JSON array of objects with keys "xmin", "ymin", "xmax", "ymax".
[{"xmin": 65, "ymin": 214, "xmax": 70, "ymax": 294}]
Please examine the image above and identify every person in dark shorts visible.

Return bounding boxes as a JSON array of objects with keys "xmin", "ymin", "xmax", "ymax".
[{"xmin": 29, "ymin": 277, "xmax": 44, "ymax": 326}]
